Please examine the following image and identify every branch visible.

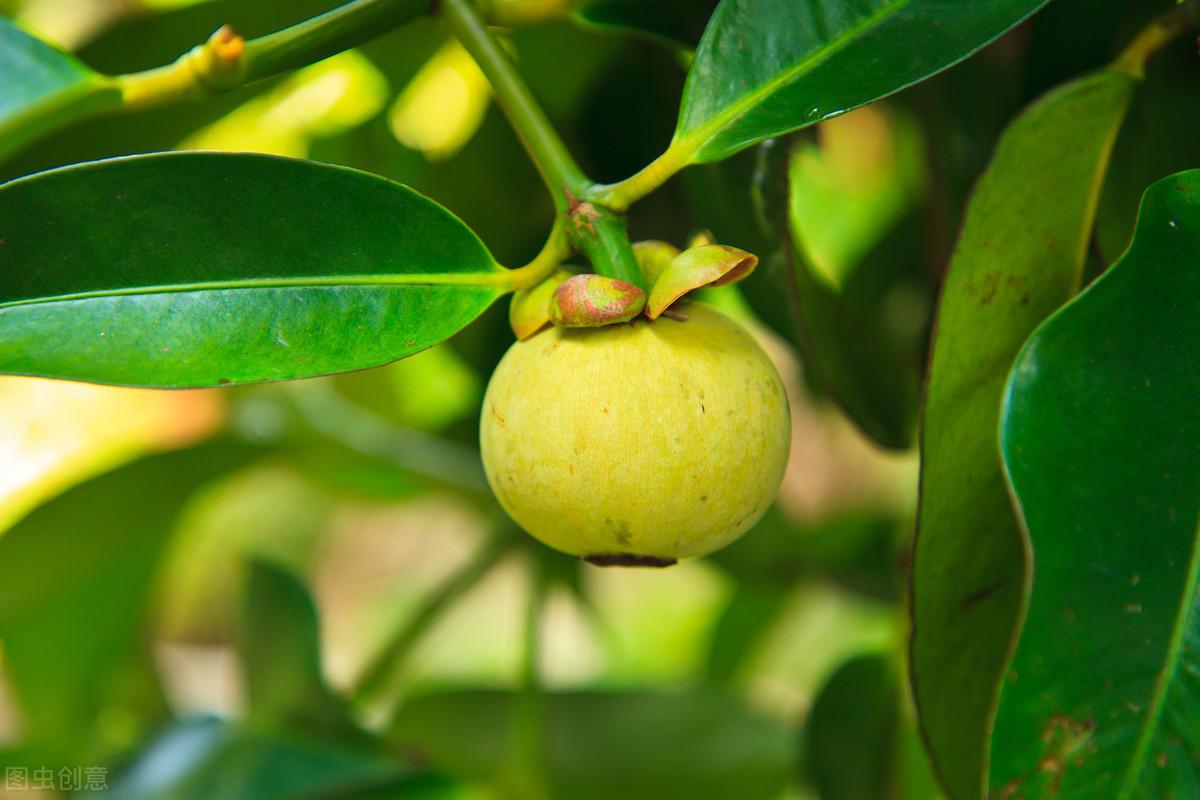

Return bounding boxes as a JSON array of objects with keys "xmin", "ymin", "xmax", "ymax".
[{"xmin": 119, "ymin": 0, "xmax": 432, "ymax": 107}]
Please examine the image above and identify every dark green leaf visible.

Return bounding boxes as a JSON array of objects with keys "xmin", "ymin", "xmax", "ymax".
[
  {"xmin": 705, "ymin": 583, "xmax": 789, "ymax": 684},
  {"xmin": 390, "ymin": 689, "xmax": 793, "ymax": 799},
  {"xmin": 990, "ymin": 170, "xmax": 1200, "ymax": 799},
  {"xmin": 910, "ymin": 68, "xmax": 1135, "ymax": 800},
  {"xmin": 239, "ymin": 560, "xmax": 359, "ymax": 738},
  {"xmin": 0, "ymin": 152, "xmax": 507, "ymax": 387},
  {"xmin": 95, "ymin": 717, "xmax": 445, "ymax": 799},
  {"xmin": 673, "ymin": 0, "xmax": 1049, "ymax": 164},
  {"xmin": 0, "ymin": 17, "xmax": 119, "ymax": 162},
  {"xmin": 0, "ymin": 442, "xmax": 260, "ymax": 764},
  {"xmin": 804, "ymin": 655, "xmax": 938, "ymax": 800}
]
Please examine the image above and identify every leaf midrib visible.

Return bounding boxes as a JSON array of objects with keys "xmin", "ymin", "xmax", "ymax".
[
  {"xmin": 1117, "ymin": 515, "xmax": 1200, "ymax": 798},
  {"xmin": 675, "ymin": 0, "xmax": 907, "ymax": 160},
  {"xmin": 0, "ymin": 271, "xmax": 512, "ymax": 309}
]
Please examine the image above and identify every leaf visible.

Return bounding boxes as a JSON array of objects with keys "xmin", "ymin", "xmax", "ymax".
[
  {"xmin": 390, "ymin": 689, "xmax": 793, "ymax": 799},
  {"xmin": 239, "ymin": 560, "xmax": 360, "ymax": 739},
  {"xmin": 98, "ymin": 717, "xmax": 446, "ymax": 799},
  {"xmin": 0, "ymin": 17, "xmax": 119, "ymax": 163},
  {"xmin": 990, "ymin": 170, "xmax": 1200, "ymax": 799},
  {"xmin": 704, "ymin": 583, "xmax": 789, "ymax": 684},
  {"xmin": 909, "ymin": 68, "xmax": 1136, "ymax": 800},
  {"xmin": 0, "ymin": 152, "xmax": 508, "ymax": 388},
  {"xmin": 0, "ymin": 441, "xmax": 260, "ymax": 765},
  {"xmin": 803, "ymin": 655, "xmax": 938, "ymax": 800},
  {"xmin": 672, "ymin": 0, "xmax": 1049, "ymax": 164}
]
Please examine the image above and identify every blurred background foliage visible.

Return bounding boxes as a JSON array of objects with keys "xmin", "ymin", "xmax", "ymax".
[{"xmin": 0, "ymin": 0, "xmax": 1196, "ymax": 797}]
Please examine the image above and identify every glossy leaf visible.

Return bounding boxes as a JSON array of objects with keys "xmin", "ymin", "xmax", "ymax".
[
  {"xmin": 0, "ymin": 152, "xmax": 508, "ymax": 387},
  {"xmin": 0, "ymin": 17, "xmax": 119, "ymax": 163},
  {"xmin": 910, "ymin": 68, "xmax": 1136, "ymax": 800},
  {"xmin": 100, "ymin": 717, "xmax": 445, "ymax": 799},
  {"xmin": 239, "ymin": 560, "xmax": 359, "ymax": 738},
  {"xmin": 804, "ymin": 655, "xmax": 939, "ymax": 800},
  {"xmin": 990, "ymin": 170, "xmax": 1200, "ymax": 798},
  {"xmin": 0, "ymin": 442, "xmax": 260, "ymax": 765},
  {"xmin": 673, "ymin": 0, "xmax": 1049, "ymax": 164},
  {"xmin": 390, "ymin": 689, "xmax": 792, "ymax": 799}
]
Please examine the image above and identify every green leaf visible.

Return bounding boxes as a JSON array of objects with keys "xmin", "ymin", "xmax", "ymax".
[
  {"xmin": 910, "ymin": 68, "xmax": 1136, "ymax": 800},
  {"xmin": 704, "ymin": 583, "xmax": 789, "ymax": 684},
  {"xmin": 0, "ymin": 152, "xmax": 508, "ymax": 388},
  {"xmin": 239, "ymin": 560, "xmax": 360, "ymax": 738},
  {"xmin": 390, "ymin": 689, "xmax": 793, "ymax": 799},
  {"xmin": 990, "ymin": 170, "xmax": 1200, "ymax": 799},
  {"xmin": 673, "ymin": 0, "xmax": 1049, "ymax": 164},
  {"xmin": 97, "ymin": 717, "xmax": 447, "ymax": 799},
  {"xmin": 804, "ymin": 655, "xmax": 938, "ymax": 800},
  {"xmin": 0, "ymin": 17, "xmax": 119, "ymax": 163},
  {"xmin": 0, "ymin": 442, "xmax": 260, "ymax": 765}
]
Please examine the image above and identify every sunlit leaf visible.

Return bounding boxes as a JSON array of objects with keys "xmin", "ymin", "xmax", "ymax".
[
  {"xmin": 910, "ymin": 67, "xmax": 1136, "ymax": 800},
  {"xmin": 991, "ymin": 170, "xmax": 1200, "ymax": 799},
  {"xmin": 0, "ymin": 378, "xmax": 220, "ymax": 530},
  {"xmin": 672, "ymin": 0, "xmax": 1049, "ymax": 164},
  {"xmin": 0, "ymin": 152, "xmax": 509, "ymax": 388},
  {"xmin": 790, "ymin": 104, "xmax": 924, "ymax": 290},
  {"xmin": 180, "ymin": 50, "xmax": 389, "ymax": 159},
  {"xmin": 388, "ymin": 38, "xmax": 491, "ymax": 161}
]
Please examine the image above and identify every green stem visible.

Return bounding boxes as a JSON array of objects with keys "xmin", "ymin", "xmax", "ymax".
[
  {"xmin": 511, "ymin": 556, "xmax": 549, "ymax": 800},
  {"xmin": 440, "ymin": 0, "xmax": 589, "ymax": 212},
  {"xmin": 242, "ymin": 0, "xmax": 431, "ymax": 80},
  {"xmin": 117, "ymin": 0, "xmax": 432, "ymax": 107},
  {"xmin": 566, "ymin": 202, "xmax": 645, "ymax": 289},
  {"xmin": 508, "ymin": 218, "xmax": 572, "ymax": 289},
  {"xmin": 350, "ymin": 526, "xmax": 515, "ymax": 707},
  {"xmin": 1112, "ymin": 4, "xmax": 1195, "ymax": 78},
  {"xmin": 587, "ymin": 140, "xmax": 692, "ymax": 212}
]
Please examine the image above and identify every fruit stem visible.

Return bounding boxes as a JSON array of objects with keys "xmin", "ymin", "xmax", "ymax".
[{"xmin": 565, "ymin": 199, "xmax": 647, "ymax": 289}]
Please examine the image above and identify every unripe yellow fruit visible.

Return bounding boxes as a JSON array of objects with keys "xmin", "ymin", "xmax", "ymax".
[{"xmin": 480, "ymin": 303, "xmax": 791, "ymax": 566}]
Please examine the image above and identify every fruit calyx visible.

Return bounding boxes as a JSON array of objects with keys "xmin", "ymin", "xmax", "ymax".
[{"xmin": 584, "ymin": 553, "xmax": 677, "ymax": 568}]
